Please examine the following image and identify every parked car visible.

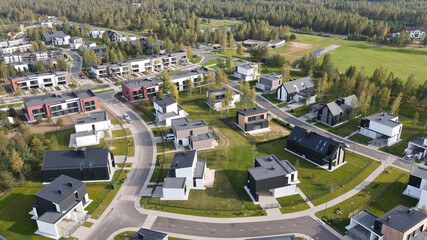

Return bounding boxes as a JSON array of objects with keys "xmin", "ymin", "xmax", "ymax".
[
  {"xmin": 123, "ymin": 113, "xmax": 130, "ymax": 121},
  {"xmin": 342, "ymin": 141, "xmax": 350, "ymax": 148},
  {"xmin": 163, "ymin": 133, "xmax": 175, "ymax": 141},
  {"xmin": 126, "ymin": 118, "xmax": 133, "ymax": 124},
  {"xmin": 79, "ymin": 72, "xmax": 85, "ymax": 79}
]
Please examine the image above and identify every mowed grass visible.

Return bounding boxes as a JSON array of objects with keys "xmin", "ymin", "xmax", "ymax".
[
  {"xmin": 277, "ymin": 194, "xmax": 311, "ymax": 214},
  {"xmin": 349, "ymin": 133, "xmax": 372, "ymax": 146},
  {"xmin": 315, "ymin": 167, "xmax": 418, "ymax": 235},
  {"xmin": 111, "ymin": 128, "xmax": 132, "ymax": 138},
  {"xmin": 199, "ymin": 20, "xmax": 234, "ymax": 30},
  {"xmin": 315, "ymin": 117, "xmax": 362, "ymax": 137}
]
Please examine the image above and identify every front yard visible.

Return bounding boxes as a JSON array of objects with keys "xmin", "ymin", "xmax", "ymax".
[{"xmin": 315, "ymin": 117, "xmax": 362, "ymax": 137}]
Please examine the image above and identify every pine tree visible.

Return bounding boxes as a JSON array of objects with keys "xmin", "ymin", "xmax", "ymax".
[
  {"xmin": 0, "ymin": 61, "xmax": 9, "ymax": 81},
  {"xmin": 391, "ymin": 93, "xmax": 403, "ymax": 115},
  {"xmin": 237, "ymin": 43, "xmax": 244, "ymax": 56},
  {"xmin": 224, "ymin": 88, "xmax": 233, "ymax": 115}
]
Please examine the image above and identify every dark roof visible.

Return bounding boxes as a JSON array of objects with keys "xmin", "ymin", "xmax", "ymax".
[
  {"xmin": 325, "ymin": 95, "xmax": 358, "ymax": 116},
  {"xmin": 411, "ymin": 166, "xmax": 427, "ymax": 180},
  {"xmin": 246, "ymin": 235, "xmax": 296, "ymax": 240},
  {"xmin": 23, "ymin": 90, "xmax": 95, "ymax": 107},
  {"xmin": 352, "ymin": 210, "xmax": 379, "ymax": 232},
  {"xmin": 171, "ymin": 117, "xmax": 208, "ymax": 131},
  {"xmin": 163, "ymin": 177, "xmax": 186, "ymax": 189},
  {"xmin": 280, "ymin": 77, "xmax": 314, "ymax": 94},
  {"xmin": 376, "ymin": 205, "xmax": 427, "ymax": 233},
  {"xmin": 35, "ymin": 175, "xmax": 85, "ymax": 204},
  {"xmin": 122, "ymin": 78, "xmax": 161, "ymax": 89},
  {"xmin": 288, "ymin": 126, "xmax": 342, "ymax": 158},
  {"xmin": 75, "ymin": 111, "xmax": 108, "ymax": 125},
  {"xmin": 409, "ymin": 137, "xmax": 427, "ymax": 148},
  {"xmin": 363, "ymin": 112, "xmax": 401, "ymax": 128},
  {"xmin": 154, "ymin": 96, "xmax": 176, "ymax": 107},
  {"xmin": 249, "ymin": 155, "xmax": 297, "ymax": 181},
  {"xmin": 237, "ymin": 63, "xmax": 256, "ymax": 70},
  {"xmin": 42, "ymin": 148, "xmax": 110, "ymax": 171},
  {"xmin": 130, "ymin": 228, "xmax": 167, "ymax": 240},
  {"xmin": 42, "ymin": 31, "xmax": 68, "ymax": 41},
  {"xmin": 194, "ymin": 161, "xmax": 206, "ymax": 179},
  {"xmin": 168, "ymin": 150, "xmax": 196, "ymax": 177},
  {"xmin": 237, "ymin": 107, "xmax": 267, "ymax": 116}
]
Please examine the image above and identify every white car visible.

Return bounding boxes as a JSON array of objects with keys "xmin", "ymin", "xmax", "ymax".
[
  {"xmin": 123, "ymin": 113, "xmax": 130, "ymax": 121},
  {"xmin": 163, "ymin": 133, "xmax": 175, "ymax": 141}
]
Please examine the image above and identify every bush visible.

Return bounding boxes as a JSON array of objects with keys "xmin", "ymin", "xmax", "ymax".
[
  {"xmin": 0, "ymin": 171, "xmax": 16, "ymax": 189},
  {"xmin": 35, "ymin": 116, "xmax": 42, "ymax": 124},
  {"xmin": 56, "ymin": 117, "xmax": 63, "ymax": 126}
]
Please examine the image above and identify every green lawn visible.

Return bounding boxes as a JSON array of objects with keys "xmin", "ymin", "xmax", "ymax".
[
  {"xmin": 45, "ymin": 129, "xmax": 75, "ymax": 150},
  {"xmin": 349, "ymin": 133, "xmax": 372, "ymax": 146},
  {"xmin": 202, "ymin": 59, "xmax": 218, "ymax": 66},
  {"xmin": 261, "ymin": 93, "xmax": 281, "ymax": 104},
  {"xmin": 111, "ymin": 118, "xmax": 124, "ymax": 125},
  {"xmin": 315, "ymin": 167, "xmax": 418, "ymax": 235},
  {"xmin": 315, "ymin": 117, "xmax": 362, "ymax": 137},
  {"xmin": 199, "ymin": 20, "xmax": 234, "ymax": 30},
  {"xmin": 95, "ymin": 137, "xmax": 135, "ymax": 157},
  {"xmin": 111, "ymin": 128, "xmax": 132, "ymax": 138},
  {"xmin": 152, "ymin": 127, "xmax": 171, "ymax": 137},
  {"xmin": 277, "ymin": 194, "xmax": 311, "ymax": 214},
  {"xmin": 90, "ymin": 85, "xmax": 109, "ymax": 90},
  {"xmin": 0, "ymin": 102, "xmax": 23, "ymax": 108},
  {"xmin": 95, "ymin": 89, "xmax": 115, "ymax": 95},
  {"xmin": 114, "ymin": 231, "xmax": 137, "ymax": 240},
  {"xmin": 287, "ymin": 104, "xmax": 312, "ymax": 118},
  {"xmin": 150, "ymin": 154, "xmax": 174, "ymax": 183},
  {"xmin": 115, "ymin": 163, "xmax": 133, "ymax": 168},
  {"xmin": 156, "ymin": 141, "xmax": 176, "ymax": 153},
  {"xmin": 190, "ymin": 54, "xmax": 202, "ymax": 64}
]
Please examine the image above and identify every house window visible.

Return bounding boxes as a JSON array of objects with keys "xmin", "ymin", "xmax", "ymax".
[
  {"xmin": 260, "ymin": 114, "xmax": 264, "ymax": 120},
  {"xmin": 75, "ymin": 192, "xmax": 78, "ymax": 198},
  {"xmin": 190, "ymin": 130, "xmax": 193, "ymax": 136},
  {"xmin": 248, "ymin": 116, "xmax": 256, "ymax": 122}
]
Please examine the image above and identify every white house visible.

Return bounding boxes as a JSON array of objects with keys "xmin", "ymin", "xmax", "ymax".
[
  {"xmin": 404, "ymin": 166, "xmax": 427, "ymax": 210},
  {"xmin": 405, "ymin": 137, "xmax": 427, "ymax": 160},
  {"xmin": 29, "ymin": 175, "xmax": 91, "ymax": 239},
  {"xmin": 69, "ymin": 37, "xmax": 83, "ymax": 49},
  {"xmin": 69, "ymin": 111, "xmax": 112, "ymax": 147},
  {"xmin": 41, "ymin": 22, "xmax": 54, "ymax": 29},
  {"xmin": 0, "ymin": 43, "xmax": 32, "ymax": 55},
  {"xmin": 206, "ymin": 88, "xmax": 240, "ymax": 111},
  {"xmin": 162, "ymin": 150, "xmax": 209, "ymax": 200},
  {"xmin": 345, "ymin": 210, "xmax": 384, "ymax": 240},
  {"xmin": 88, "ymin": 29, "xmax": 105, "ymax": 39},
  {"xmin": 359, "ymin": 112, "xmax": 402, "ymax": 146},
  {"xmin": 42, "ymin": 31, "xmax": 70, "ymax": 46},
  {"xmin": 233, "ymin": 63, "xmax": 259, "ymax": 81},
  {"xmin": 168, "ymin": 67, "xmax": 209, "ymax": 91},
  {"xmin": 82, "ymin": 42, "xmax": 97, "ymax": 49},
  {"xmin": 276, "ymin": 77, "xmax": 316, "ymax": 103},
  {"xmin": 153, "ymin": 96, "xmax": 187, "ymax": 126}
]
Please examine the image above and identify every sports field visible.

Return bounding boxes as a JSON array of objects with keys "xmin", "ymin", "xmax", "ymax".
[{"xmin": 272, "ymin": 33, "xmax": 427, "ymax": 83}]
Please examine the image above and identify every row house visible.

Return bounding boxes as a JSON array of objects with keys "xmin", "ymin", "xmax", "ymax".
[
  {"xmin": 121, "ymin": 78, "xmax": 161, "ymax": 101},
  {"xmin": 1, "ymin": 49, "xmax": 64, "ymax": 64},
  {"xmin": 10, "ymin": 70, "xmax": 69, "ymax": 92},
  {"xmin": 0, "ymin": 43, "xmax": 32, "ymax": 55},
  {"xmin": 88, "ymin": 29, "xmax": 105, "ymax": 39},
  {"xmin": 23, "ymin": 89, "xmax": 98, "ymax": 122},
  {"xmin": 0, "ymin": 38, "xmax": 25, "ymax": 48}
]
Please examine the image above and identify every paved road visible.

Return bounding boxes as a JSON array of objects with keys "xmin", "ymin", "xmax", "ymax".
[{"xmin": 63, "ymin": 49, "xmax": 98, "ymax": 88}]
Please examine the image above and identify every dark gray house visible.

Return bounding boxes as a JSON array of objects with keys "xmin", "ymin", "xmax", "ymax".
[
  {"xmin": 247, "ymin": 154, "xmax": 298, "ymax": 202},
  {"xmin": 276, "ymin": 77, "xmax": 315, "ymax": 103},
  {"xmin": 42, "ymin": 147, "xmax": 115, "ymax": 182},
  {"xmin": 317, "ymin": 95, "xmax": 359, "ymax": 126},
  {"xmin": 30, "ymin": 175, "xmax": 90, "ymax": 238},
  {"xmin": 130, "ymin": 228, "xmax": 167, "ymax": 240},
  {"xmin": 236, "ymin": 107, "xmax": 269, "ymax": 133},
  {"xmin": 287, "ymin": 126, "xmax": 345, "ymax": 170},
  {"xmin": 256, "ymin": 72, "xmax": 283, "ymax": 91}
]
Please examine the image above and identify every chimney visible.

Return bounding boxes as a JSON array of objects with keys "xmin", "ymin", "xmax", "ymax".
[
  {"xmin": 67, "ymin": 182, "xmax": 73, "ymax": 187},
  {"xmin": 57, "ymin": 189, "xmax": 63, "ymax": 194},
  {"xmin": 387, "ymin": 216, "xmax": 392, "ymax": 222},
  {"xmin": 137, "ymin": 233, "xmax": 145, "ymax": 239}
]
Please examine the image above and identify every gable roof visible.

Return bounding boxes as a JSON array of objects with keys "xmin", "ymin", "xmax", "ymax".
[
  {"xmin": 154, "ymin": 96, "xmax": 176, "ymax": 107},
  {"xmin": 376, "ymin": 205, "xmax": 427, "ymax": 233},
  {"xmin": 280, "ymin": 77, "xmax": 314, "ymax": 95},
  {"xmin": 288, "ymin": 126, "xmax": 342, "ymax": 159},
  {"xmin": 42, "ymin": 31, "xmax": 68, "ymax": 41},
  {"xmin": 35, "ymin": 175, "xmax": 85, "ymax": 204},
  {"xmin": 237, "ymin": 107, "xmax": 267, "ymax": 116},
  {"xmin": 324, "ymin": 94, "xmax": 358, "ymax": 116},
  {"xmin": 42, "ymin": 148, "xmax": 110, "ymax": 171}
]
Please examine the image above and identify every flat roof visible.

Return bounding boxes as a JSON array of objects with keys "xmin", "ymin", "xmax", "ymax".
[
  {"xmin": 154, "ymin": 96, "xmax": 176, "ymax": 107},
  {"xmin": 163, "ymin": 177, "xmax": 186, "ymax": 189},
  {"xmin": 238, "ymin": 63, "xmax": 256, "ymax": 70},
  {"xmin": 23, "ymin": 89, "xmax": 95, "ymax": 107},
  {"xmin": 260, "ymin": 72, "xmax": 282, "ymax": 82},
  {"xmin": 190, "ymin": 132, "xmax": 214, "ymax": 142},
  {"xmin": 42, "ymin": 148, "xmax": 110, "ymax": 171},
  {"xmin": 411, "ymin": 166, "xmax": 427, "ymax": 180},
  {"xmin": 194, "ymin": 161, "xmax": 206, "ymax": 179},
  {"xmin": 237, "ymin": 107, "xmax": 267, "ymax": 116},
  {"xmin": 75, "ymin": 111, "xmax": 108, "ymax": 125},
  {"xmin": 352, "ymin": 210, "xmax": 379, "ymax": 232},
  {"xmin": 171, "ymin": 117, "xmax": 208, "ymax": 131},
  {"xmin": 10, "ymin": 69, "xmax": 66, "ymax": 80},
  {"xmin": 364, "ymin": 112, "xmax": 401, "ymax": 128},
  {"xmin": 35, "ymin": 175, "xmax": 85, "ymax": 204},
  {"xmin": 122, "ymin": 78, "xmax": 161, "ymax": 89},
  {"xmin": 169, "ymin": 67, "xmax": 208, "ymax": 80},
  {"xmin": 376, "ymin": 205, "xmax": 427, "ymax": 233},
  {"xmin": 249, "ymin": 155, "xmax": 297, "ymax": 181}
]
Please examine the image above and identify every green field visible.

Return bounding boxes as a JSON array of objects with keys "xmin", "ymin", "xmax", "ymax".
[
  {"xmin": 199, "ymin": 20, "xmax": 235, "ymax": 30},
  {"xmin": 273, "ymin": 33, "xmax": 427, "ymax": 83}
]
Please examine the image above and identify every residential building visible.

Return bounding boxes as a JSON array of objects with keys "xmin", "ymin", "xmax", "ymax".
[
  {"xmin": 287, "ymin": 126, "xmax": 346, "ymax": 170},
  {"xmin": 404, "ymin": 137, "xmax": 427, "ymax": 160},
  {"xmin": 82, "ymin": 42, "xmax": 96, "ymax": 49},
  {"xmin": 360, "ymin": 112, "xmax": 402, "ymax": 146},
  {"xmin": 242, "ymin": 39, "xmax": 286, "ymax": 49},
  {"xmin": 1, "ymin": 49, "xmax": 64, "ymax": 65},
  {"xmin": 0, "ymin": 38, "xmax": 25, "ymax": 48},
  {"xmin": 106, "ymin": 30, "xmax": 136, "ymax": 42},
  {"xmin": 256, "ymin": 72, "xmax": 283, "ymax": 91},
  {"xmin": 234, "ymin": 63, "xmax": 259, "ymax": 81},
  {"xmin": 246, "ymin": 154, "xmax": 299, "ymax": 202},
  {"xmin": 29, "ymin": 175, "xmax": 91, "ymax": 239},
  {"xmin": 317, "ymin": 95, "xmax": 359, "ymax": 127},
  {"xmin": 42, "ymin": 147, "xmax": 115, "ymax": 182},
  {"xmin": 0, "ymin": 42, "xmax": 32, "ymax": 54},
  {"xmin": 88, "ymin": 29, "xmax": 105, "ymax": 39},
  {"xmin": 162, "ymin": 150, "xmax": 208, "ymax": 200},
  {"xmin": 121, "ymin": 78, "xmax": 161, "ymax": 101},
  {"xmin": 69, "ymin": 37, "xmax": 83, "ymax": 49},
  {"xmin": 153, "ymin": 96, "xmax": 187, "ymax": 126},
  {"xmin": 276, "ymin": 77, "xmax": 316, "ymax": 103},
  {"xmin": 40, "ymin": 22, "xmax": 54, "ymax": 29},
  {"xmin": 168, "ymin": 67, "xmax": 209, "ymax": 91},
  {"xmin": 206, "ymin": 88, "xmax": 240, "ymax": 111},
  {"xmin": 236, "ymin": 107, "xmax": 269, "ymax": 133},
  {"xmin": 42, "ymin": 31, "xmax": 70, "ymax": 45},
  {"xmin": 10, "ymin": 69, "xmax": 69, "ymax": 92},
  {"xmin": 404, "ymin": 166, "xmax": 427, "ymax": 210},
  {"xmin": 23, "ymin": 89, "xmax": 98, "ymax": 122},
  {"xmin": 130, "ymin": 228, "xmax": 168, "ymax": 240},
  {"xmin": 346, "ymin": 205, "xmax": 427, "ymax": 240},
  {"xmin": 149, "ymin": 42, "xmax": 165, "ymax": 54},
  {"xmin": 70, "ymin": 111, "xmax": 112, "ymax": 147},
  {"xmin": 171, "ymin": 117, "xmax": 217, "ymax": 150},
  {"xmin": 392, "ymin": 27, "xmax": 427, "ymax": 39}
]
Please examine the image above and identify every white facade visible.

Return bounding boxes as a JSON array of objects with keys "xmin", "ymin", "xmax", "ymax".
[
  {"xmin": 13, "ymin": 62, "xmax": 30, "ymax": 72},
  {"xmin": 41, "ymin": 22, "xmax": 54, "ymax": 29},
  {"xmin": 234, "ymin": 64, "xmax": 259, "ymax": 81},
  {"xmin": 88, "ymin": 29, "xmax": 106, "ymax": 39},
  {"xmin": 70, "ymin": 112, "xmax": 112, "ymax": 147},
  {"xmin": 207, "ymin": 91, "xmax": 241, "ymax": 111},
  {"xmin": 52, "ymin": 35, "xmax": 70, "ymax": 46},
  {"xmin": 153, "ymin": 101, "xmax": 187, "ymax": 127},
  {"xmin": 360, "ymin": 113, "xmax": 402, "ymax": 146},
  {"xmin": 408, "ymin": 29, "xmax": 426, "ymax": 39},
  {"xmin": 346, "ymin": 216, "xmax": 383, "ymax": 240},
  {"xmin": 162, "ymin": 185, "xmax": 188, "ymax": 200},
  {"xmin": 82, "ymin": 42, "xmax": 97, "ymax": 49},
  {"xmin": 0, "ymin": 43, "xmax": 32, "ymax": 54},
  {"xmin": 405, "ymin": 138, "xmax": 427, "ymax": 160},
  {"xmin": 13, "ymin": 72, "xmax": 67, "ymax": 91},
  {"xmin": 271, "ymin": 184, "xmax": 297, "ymax": 198}
]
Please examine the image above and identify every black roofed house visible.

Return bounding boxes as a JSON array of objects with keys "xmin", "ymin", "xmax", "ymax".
[
  {"xmin": 41, "ymin": 31, "xmax": 70, "ymax": 46},
  {"xmin": 346, "ymin": 205, "xmax": 427, "ymax": 240},
  {"xmin": 236, "ymin": 107, "xmax": 269, "ymax": 134},
  {"xmin": 287, "ymin": 126, "xmax": 345, "ymax": 171},
  {"xmin": 276, "ymin": 77, "xmax": 316, "ymax": 104},
  {"xmin": 153, "ymin": 96, "xmax": 187, "ymax": 126},
  {"xmin": 317, "ymin": 94, "xmax": 359, "ymax": 127},
  {"xmin": 130, "ymin": 228, "xmax": 167, "ymax": 240},
  {"xmin": 246, "ymin": 154, "xmax": 299, "ymax": 202},
  {"xmin": 162, "ymin": 150, "xmax": 210, "ymax": 200},
  {"xmin": 29, "ymin": 175, "xmax": 91, "ymax": 239},
  {"xmin": 42, "ymin": 147, "xmax": 115, "ymax": 182}
]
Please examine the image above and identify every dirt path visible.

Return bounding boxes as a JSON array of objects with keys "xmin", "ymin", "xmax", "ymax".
[
  {"xmin": 210, "ymin": 126, "xmax": 230, "ymax": 151},
  {"xmin": 280, "ymin": 42, "xmax": 313, "ymax": 57}
]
